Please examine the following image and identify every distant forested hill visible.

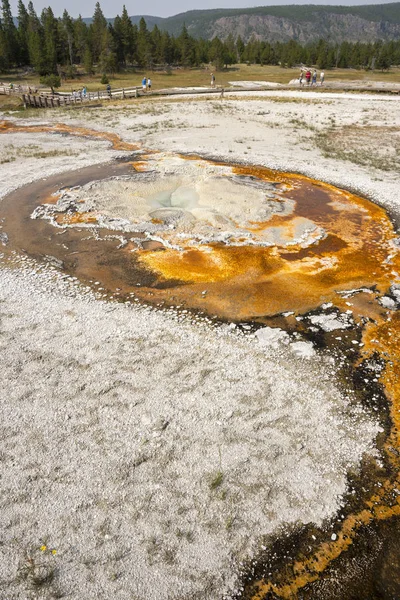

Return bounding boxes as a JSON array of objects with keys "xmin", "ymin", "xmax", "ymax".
[
  {"xmin": 128, "ymin": 3, "xmax": 400, "ymax": 43},
  {"xmin": 81, "ymin": 14, "xmax": 164, "ymax": 29}
]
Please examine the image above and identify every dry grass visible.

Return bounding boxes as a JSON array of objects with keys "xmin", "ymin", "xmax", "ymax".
[
  {"xmin": 2, "ymin": 65, "xmax": 400, "ymax": 95},
  {"xmin": 0, "ymin": 143, "xmax": 79, "ymax": 164},
  {"xmin": 315, "ymin": 124, "xmax": 400, "ymax": 171},
  {"xmin": 209, "ymin": 470, "xmax": 224, "ymax": 490},
  {"xmin": 16, "ymin": 547, "xmax": 60, "ymax": 597},
  {"xmin": 265, "ymin": 96, "xmax": 334, "ymax": 104},
  {"xmin": 0, "ymin": 94, "xmax": 24, "ymax": 111}
]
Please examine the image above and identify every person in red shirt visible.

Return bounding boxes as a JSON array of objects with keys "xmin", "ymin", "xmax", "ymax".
[{"xmin": 305, "ymin": 70, "xmax": 311, "ymax": 85}]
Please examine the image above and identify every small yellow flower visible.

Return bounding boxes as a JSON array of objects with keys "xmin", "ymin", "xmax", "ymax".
[
  {"xmin": 40, "ymin": 545, "xmax": 47, "ymax": 552},
  {"xmin": 51, "ymin": 549, "xmax": 57, "ymax": 555}
]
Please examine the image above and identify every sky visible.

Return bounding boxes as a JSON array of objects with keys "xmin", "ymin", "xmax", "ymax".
[{"xmin": 10, "ymin": 0, "xmax": 399, "ymax": 19}]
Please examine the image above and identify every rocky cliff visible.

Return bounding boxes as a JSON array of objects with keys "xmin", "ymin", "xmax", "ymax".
[
  {"xmin": 209, "ymin": 12, "xmax": 400, "ymax": 43},
  {"xmin": 132, "ymin": 3, "xmax": 400, "ymax": 43}
]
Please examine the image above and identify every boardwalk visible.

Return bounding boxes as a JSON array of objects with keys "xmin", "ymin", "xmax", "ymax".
[
  {"xmin": 0, "ymin": 84, "xmax": 142, "ymax": 107},
  {"xmin": 1, "ymin": 81, "xmax": 399, "ymax": 109}
]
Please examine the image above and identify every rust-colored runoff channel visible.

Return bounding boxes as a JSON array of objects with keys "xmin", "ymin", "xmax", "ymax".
[
  {"xmin": 0, "ymin": 119, "xmax": 141, "ymax": 151},
  {"xmin": 1, "ymin": 120, "xmax": 400, "ymax": 599}
]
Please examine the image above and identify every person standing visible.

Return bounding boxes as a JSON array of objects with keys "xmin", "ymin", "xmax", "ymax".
[
  {"xmin": 312, "ymin": 70, "xmax": 317, "ymax": 86},
  {"xmin": 299, "ymin": 70, "xmax": 304, "ymax": 86},
  {"xmin": 147, "ymin": 78, "xmax": 152, "ymax": 91},
  {"xmin": 320, "ymin": 71, "xmax": 325, "ymax": 86},
  {"xmin": 305, "ymin": 69, "xmax": 311, "ymax": 85},
  {"xmin": 142, "ymin": 76, "xmax": 147, "ymax": 92},
  {"xmin": 210, "ymin": 73, "xmax": 215, "ymax": 88}
]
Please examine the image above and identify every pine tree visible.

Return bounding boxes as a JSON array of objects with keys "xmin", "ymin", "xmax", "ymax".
[
  {"xmin": 177, "ymin": 24, "xmax": 195, "ymax": 67},
  {"xmin": 41, "ymin": 7, "xmax": 58, "ymax": 74},
  {"xmin": 0, "ymin": 24, "xmax": 7, "ymax": 71},
  {"xmin": 159, "ymin": 30, "xmax": 173, "ymax": 65},
  {"xmin": 151, "ymin": 24, "xmax": 162, "ymax": 64},
  {"xmin": 17, "ymin": 0, "xmax": 30, "ymax": 65},
  {"xmin": 98, "ymin": 22, "xmax": 117, "ymax": 74},
  {"xmin": 40, "ymin": 72, "xmax": 60, "ymax": 91},
  {"xmin": 131, "ymin": 23, "xmax": 138, "ymax": 63},
  {"xmin": 338, "ymin": 41, "xmax": 351, "ymax": 68},
  {"xmin": 326, "ymin": 47, "xmax": 336, "ymax": 68},
  {"xmin": 112, "ymin": 15, "xmax": 124, "ymax": 65},
  {"xmin": 209, "ymin": 36, "xmax": 225, "ymax": 71},
  {"xmin": 242, "ymin": 35, "xmax": 260, "ymax": 65},
  {"xmin": 260, "ymin": 42, "xmax": 272, "ymax": 66},
  {"xmin": 61, "ymin": 9, "xmax": 74, "ymax": 67},
  {"xmin": 281, "ymin": 39, "xmax": 299, "ymax": 67},
  {"xmin": 317, "ymin": 39, "xmax": 329, "ymax": 69},
  {"xmin": 83, "ymin": 46, "xmax": 93, "ymax": 74},
  {"xmin": 224, "ymin": 33, "xmax": 236, "ymax": 66},
  {"xmin": 195, "ymin": 37, "xmax": 209, "ymax": 65},
  {"xmin": 376, "ymin": 45, "xmax": 391, "ymax": 71},
  {"xmin": 120, "ymin": 5, "xmax": 134, "ymax": 64},
  {"xmin": 1, "ymin": 0, "xmax": 18, "ymax": 68},
  {"xmin": 74, "ymin": 15, "xmax": 88, "ymax": 64},
  {"xmin": 136, "ymin": 17, "xmax": 151, "ymax": 67},
  {"xmin": 27, "ymin": 1, "xmax": 45, "ymax": 74},
  {"xmin": 90, "ymin": 2, "xmax": 107, "ymax": 62},
  {"xmin": 236, "ymin": 35, "xmax": 245, "ymax": 63},
  {"xmin": 392, "ymin": 41, "xmax": 400, "ymax": 66},
  {"xmin": 307, "ymin": 42, "xmax": 318, "ymax": 66},
  {"xmin": 360, "ymin": 43, "xmax": 372, "ymax": 69}
]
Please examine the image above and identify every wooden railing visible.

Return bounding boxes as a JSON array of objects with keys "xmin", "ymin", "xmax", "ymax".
[
  {"xmin": 15, "ymin": 85, "xmax": 226, "ymax": 107},
  {"xmin": 56, "ymin": 86, "xmax": 142, "ymax": 101},
  {"xmin": 0, "ymin": 84, "xmax": 36, "ymax": 95},
  {"xmin": 0, "ymin": 84, "xmax": 142, "ymax": 107}
]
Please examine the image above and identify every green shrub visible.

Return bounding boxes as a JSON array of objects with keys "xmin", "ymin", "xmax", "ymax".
[{"xmin": 39, "ymin": 74, "xmax": 61, "ymax": 93}]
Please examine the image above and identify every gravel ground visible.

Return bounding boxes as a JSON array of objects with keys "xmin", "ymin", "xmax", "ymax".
[{"xmin": 0, "ymin": 89, "xmax": 398, "ymax": 599}]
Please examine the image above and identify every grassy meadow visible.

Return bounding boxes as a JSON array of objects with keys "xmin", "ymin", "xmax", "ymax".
[{"xmin": 1, "ymin": 64, "xmax": 400, "ymax": 95}]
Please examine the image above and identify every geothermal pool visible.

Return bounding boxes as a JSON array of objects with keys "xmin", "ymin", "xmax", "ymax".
[{"xmin": 16, "ymin": 150, "xmax": 399, "ymax": 325}]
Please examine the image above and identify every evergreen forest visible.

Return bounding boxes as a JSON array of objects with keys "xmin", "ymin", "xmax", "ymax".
[{"xmin": 1, "ymin": 0, "xmax": 400, "ymax": 77}]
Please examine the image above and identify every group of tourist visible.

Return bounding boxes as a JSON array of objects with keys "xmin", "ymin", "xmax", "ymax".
[
  {"xmin": 299, "ymin": 69, "xmax": 324, "ymax": 86},
  {"xmin": 3, "ymin": 82, "xmax": 38, "ymax": 94},
  {"xmin": 71, "ymin": 87, "xmax": 87, "ymax": 99},
  {"xmin": 141, "ymin": 77, "xmax": 152, "ymax": 92}
]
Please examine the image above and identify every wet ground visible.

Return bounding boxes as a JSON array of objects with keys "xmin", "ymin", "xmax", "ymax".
[{"xmin": 1, "ymin": 121, "xmax": 400, "ymax": 599}]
